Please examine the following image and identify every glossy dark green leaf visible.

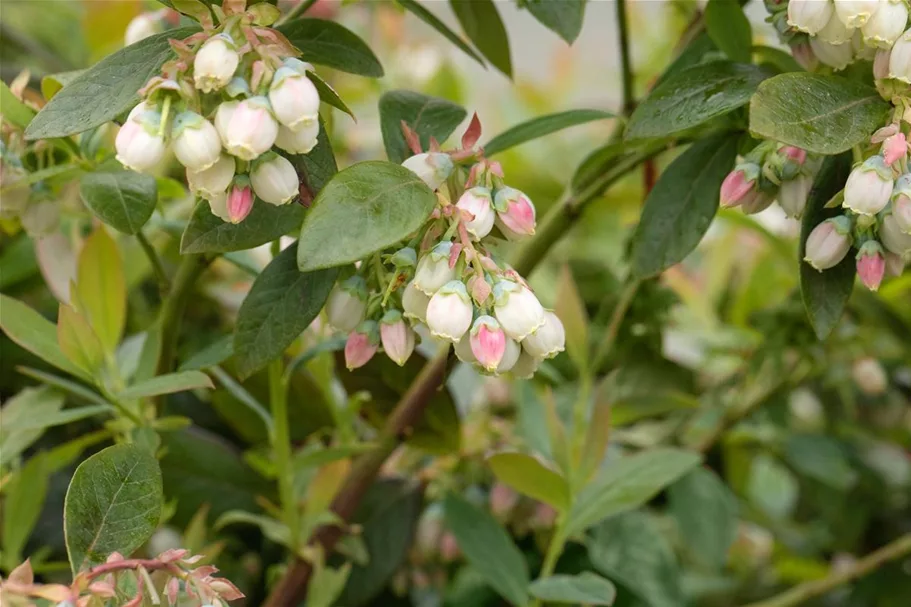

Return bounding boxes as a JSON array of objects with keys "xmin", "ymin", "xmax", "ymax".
[
  {"xmin": 306, "ymin": 71, "xmax": 354, "ymax": 120},
  {"xmin": 588, "ymin": 512, "xmax": 683, "ymax": 607},
  {"xmin": 529, "ymin": 573, "xmax": 617, "ymax": 606},
  {"xmin": 396, "ymin": 0, "xmax": 485, "ymax": 66},
  {"xmin": 487, "ymin": 452, "xmax": 570, "ymax": 510},
  {"xmin": 338, "ymin": 479, "xmax": 424, "ymax": 606},
  {"xmin": 654, "ymin": 32, "xmax": 717, "ymax": 88},
  {"xmin": 668, "ymin": 468, "xmax": 738, "ymax": 570},
  {"xmin": 627, "ymin": 62, "xmax": 769, "ymax": 140},
  {"xmin": 750, "ymin": 73, "xmax": 891, "ymax": 154},
  {"xmin": 566, "ymin": 448, "xmax": 702, "ymax": 536},
  {"xmin": 484, "ymin": 109, "xmax": 615, "ymax": 157},
  {"xmin": 444, "ymin": 493, "xmax": 530, "ymax": 606},
  {"xmin": 523, "ymin": 0, "xmax": 586, "ymax": 44},
  {"xmin": 234, "ymin": 244, "xmax": 338, "ymax": 379},
  {"xmin": 181, "ymin": 199, "xmax": 304, "ymax": 254},
  {"xmin": 297, "ymin": 161, "xmax": 436, "ymax": 271},
  {"xmin": 630, "ymin": 134, "xmax": 738, "ymax": 278},
  {"xmin": 799, "ymin": 154, "xmax": 854, "ymax": 339},
  {"xmin": 704, "ymin": 0, "xmax": 752, "ymax": 63},
  {"xmin": 24, "ymin": 27, "xmax": 197, "ymax": 140},
  {"xmin": 64, "ymin": 444, "xmax": 163, "ymax": 572},
  {"xmin": 80, "ymin": 171, "xmax": 159, "ymax": 235},
  {"xmin": 291, "ymin": 116, "xmax": 338, "ymax": 195},
  {"xmin": 450, "ymin": 0, "xmax": 512, "ymax": 77},
  {"xmin": 379, "ymin": 90, "xmax": 467, "ymax": 163},
  {"xmin": 276, "ymin": 18, "xmax": 383, "ymax": 77}
]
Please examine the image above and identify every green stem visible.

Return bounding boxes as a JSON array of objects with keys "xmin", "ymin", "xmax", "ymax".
[
  {"xmin": 741, "ymin": 533, "xmax": 911, "ymax": 607},
  {"xmin": 590, "ymin": 279, "xmax": 640, "ymax": 372},
  {"xmin": 532, "ymin": 522, "xmax": 568, "ymax": 607},
  {"xmin": 269, "ymin": 358, "xmax": 298, "ymax": 548},
  {"xmin": 156, "ymin": 255, "xmax": 209, "ymax": 376},
  {"xmin": 277, "ymin": 0, "xmax": 318, "ymax": 25},
  {"xmin": 136, "ymin": 231, "xmax": 170, "ymax": 294},
  {"xmin": 616, "ymin": 0, "xmax": 635, "ymax": 115}
]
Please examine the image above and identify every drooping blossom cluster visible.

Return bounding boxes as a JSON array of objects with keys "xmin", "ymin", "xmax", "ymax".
[
  {"xmin": 115, "ymin": 0, "xmax": 320, "ymax": 224},
  {"xmin": 804, "ymin": 125, "xmax": 910, "ymax": 290},
  {"xmin": 324, "ymin": 119, "xmax": 565, "ymax": 379},
  {"xmin": 721, "ymin": 141, "xmax": 822, "ymax": 219},
  {"xmin": 772, "ymin": 0, "xmax": 910, "ymax": 77}
]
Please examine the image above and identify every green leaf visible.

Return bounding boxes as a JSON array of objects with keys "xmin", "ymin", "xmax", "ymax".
[
  {"xmin": 799, "ymin": 154, "xmax": 854, "ymax": 339},
  {"xmin": 80, "ymin": 171, "xmax": 159, "ymax": 235},
  {"xmin": 0, "ymin": 294, "xmax": 88, "ymax": 380},
  {"xmin": 443, "ymin": 493, "xmax": 530, "ymax": 606},
  {"xmin": 704, "ymin": 0, "xmax": 752, "ymax": 63},
  {"xmin": 41, "ymin": 69, "xmax": 87, "ymax": 100},
  {"xmin": 276, "ymin": 18, "xmax": 383, "ymax": 78},
  {"xmin": 571, "ymin": 141, "xmax": 627, "ymax": 193},
  {"xmin": 24, "ymin": 27, "xmax": 197, "ymax": 140},
  {"xmin": 747, "ymin": 454, "xmax": 798, "ymax": 519},
  {"xmin": 784, "ymin": 434, "xmax": 858, "ymax": 491},
  {"xmin": 76, "ymin": 228, "xmax": 126, "ymax": 354},
  {"xmin": 215, "ymin": 510, "xmax": 291, "ymax": 546},
  {"xmin": 523, "ymin": 0, "xmax": 586, "ymax": 44},
  {"xmin": 118, "ymin": 370, "xmax": 213, "ymax": 400},
  {"xmin": 180, "ymin": 198, "xmax": 304, "ymax": 254},
  {"xmin": 16, "ymin": 367, "xmax": 110, "ymax": 407},
  {"xmin": 234, "ymin": 244, "xmax": 339, "ymax": 379},
  {"xmin": 292, "ymin": 116, "xmax": 338, "ymax": 196},
  {"xmin": 0, "ymin": 387, "xmax": 64, "ymax": 468},
  {"xmin": 529, "ymin": 573, "xmax": 617, "ymax": 606},
  {"xmin": 64, "ymin": 444, "xmax": 163, "ymax": 572},
  {"xmin": 668, "ymin": 468, "xmax": 738, "ymax": 570},
  {"xmin": 487, "ymin": 452, "xmax": 570, "ymax": 510},
  {"xmin": 450, "ymin": 0, "xmax": 512, "ymax": 77},
  {"xmin": 379, "ymin": 90, "xmax": 467, "ymax": 163},
  {"xmin": 11, "ymin": 405, "xmax": 112, "ymax": 431},
  {"xmin": 2, "ymin": 454, "xmax": 50, "ymax": 570},
  {"xmin": 749, "ymin": 73, "xmax": 891, "ymax": 154},
  {"xmin": 627, "ymin": 62, "xmax": 769, "ymax": 140},
  {"xmin": 57, "ymin": 304, "xmax": 106, "ymax": 378},
  {"xmin": 566, "ymin": 448, "xmax": 702, "ymax": 537},
  {"xmin": 338, "ymin": 479, "xmax": 424, "ymax": 606},
  {"xmin": 297, "ymin": 161, "xmax": 436, "ymax": 271},
  {"xmin": 556, "ymin": 265, "xmax": 589, "ymax": 370},
  {"xmin": 179, "ymin": 335, "xmax": 234, "ymax": 371},
  {"xmin": 305, "ymin": 71, "xmax": 354, "ymax": 120},
  {"xmin": 484, "ymin": 109, "xmax": 615, "ymax": 157},
  {"xmin": 0, "ymin": 81, "xmax": 35, "ymax": 128},
  {"xmin": 396, "ymin": 0, "xmax": 485, "ymax": 66},
  {"xmin": 630, "ymin": 134, "xmax": 738, "ymax": 278},
  {"xmin": 294, "ymin": 443, "xmax": 376, "ymax": 471},
  {"xmin": 588, "ymin": 512, "xmax": 683, "ymax": 607},
  {"xmin": 753, "ymin": 45, "xmax": 803, "ymax": 74}
]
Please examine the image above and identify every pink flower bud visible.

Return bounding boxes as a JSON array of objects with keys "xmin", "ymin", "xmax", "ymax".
[
  {"xmin": 856, "ymin": 240, "xmax": 886, "ymax": 291},
  {"xmin": 720, "ymin": 163, "xmax": 759, "ymax": 208},
  {"xmin": 345, "ymin": 321, "xmax": 379, "ymax": 370},
  {"xmin": 250, "ymin": 153, "xmax": 298, "ymax": 205},
  {"xmin": 326, "ymin": 275, "xmax": 367, "ymax": 332},
  {"xmin": 523, "ymin": 310, "xmax": 566, "ymax": 359},
  {"xmin": 426, "ymin": 280, "xmax": 473, "ymax": 342},
  {"xmin": 226, "ymin": 182, "xmax": 254, "ymax": 224},
  {"xmin": 489, "ymin": 482, "xmax": 519, "ymax": 518},
  {"xmin": 792, "ymin": 41, "xmax": 818, "ymax": 71},
  {"xmin": 843, "ymin": 156, "xmax": 893, "ymax": 216},
  {"xmin": 469, "ymin": 315, "xmax": 507, "ymax": 372},
  {"xmin": 882, "ymin": 132, "xmax": 907, "ymax": 166},
  {"xmin": 805, "ymin": 216, "xmax": 853, "ymax": 270},
  {"xmin": 171, "ymin": 111, "xmax": 222, "ymax": 171},
  {"xmin": 194, "ymin": 34, "xmax": 239, "ymax": 93},
  {"xmin": 215, "ymin": 97, "xmax": 279, "ymax": 161},
  {"xmin": 439, "ymin": 532, "xmax": 460, "ymax": 562},
  {"xmin": 380, "ymin": 310, "xmax": 415, "ymax": 366},
  {"xmin": 532, "ymin": 503, "xmax": 558, "ymax": 529},
  {"xmin": 779, "ymin": 146, "xmax": 807, "ymax": 166},
  {"xmin": 456, "ymin": 186, "xmax": 496, "ymax": 239},
  {"xmin": 467, "ymin": 274, "xmax": 492, "ymax": 306},
  {"xmin": 493, "ymin": 187, "xmax": 536, "ymax": 238},
  {"xmin": 493, "ymin": 280, "xmax": 545, "ymax": 341},
  {"xmin": 871, "ymin": 124, "xmax": 899, "ymax": 144},
  {"xmin": 269, "ymin": 64, "xmax": 321, "ymax": 131},
  {"xmin": 852, "ymin": 357, "xmax": 888, "ymax": 395}
]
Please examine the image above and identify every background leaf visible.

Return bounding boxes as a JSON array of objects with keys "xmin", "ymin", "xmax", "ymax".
[
  {"xmin": 79, "ymin": 171, "xmax": 159, "ymax": 235},
  {"xmin": 529, "ymin": 573, "xmax": 617, "ymax": 606},
  {"xmin": 749, "ymin": 73, "xmax": 891, "ymax": 154},
  {"xmin": 75, "ymin": 228, "xmax": 126, "ymax": 354},
  {"xmin": 297, "ymin": 161, "xmax": 436, "ymax": 271},
  {"xmin": 627, "ymin": 62, "xmax": 769, "ymax": 140},
  {"xmin": 64, "ymin": 444, "xmax": 163, "ymax": 572},
  {"xmin": 487, "ymin": 452, "xmax": 570, "ymax": 510},
  {"xmin": 443, "ymin": 493, "xmax": 530, "ymax": 606},
  {"xmin": 630, "ymin": 134, "xmax": 739, "ymax": 278},
  {"xmin": 483, "ymin": 109, "xmax": 615, "ymax": 157},
  {"xmin": 667, "ymin": 468, "xmax": 738, "ymax": 570},
  {"xmin": 181, "ymin": 199, "xmax": 304, "ymax": 254},
  {"xmin": 450, "ymin": 0, "xmax": 512, "ymax": 77},
  {"xmin": 276, "ymin": 18, "xmax": 383, "ymax": 78},
  {"xmin": 57, "ymin": 305, "xmax": 106, "ymax": 378},
  {"xmin": 379, "ymin": 90, "xmax": 467, "ymax": 164},
  {"xmin": 24, "ymin": 27, "xmax": 197, "ymax": 140},
  {"xmin": 396, "ymin": 0, "xmax": 485, "ymax": 66},
  {"xmin": 556, "ymin": 264, "xmax": 590, "ymax": 370},
  {"xmin": 799, "ymin": 154, "xmax": 854, "ymax": 339},
  {"xmin": 0, "ymin": 80, "xmax": 35, "ymax": 128},
  {"xmin": 0, "ymin": 387, "xmax": 65, "ymax": 468},
  {"xmin": 704, "ymin": 0, "xmax": 752, "ymax": 63},
  {"xmin": 523, "ymin": 0, "xmax": 587, "ymax": 44},
  {"xmin": 234, "ymin": 244, "xmax": 338, "ymax": 379},
  {"xmin": 0, "ymin": 295, "xmax": 88, "ymax": 380},
  {"xmin": 117, "ymin": 370, "xmax": 213, "ymax": 400}
]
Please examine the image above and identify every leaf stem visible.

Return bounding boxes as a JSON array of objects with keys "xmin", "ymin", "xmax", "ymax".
[
  {"xmin": 616, "ymin": 0, "xmax": 635, "ymax": 115},
  {"xmin": 156, "ymin": 255, "xmax": 209, "ymax": 376},
  {"xmin": 136, "ymin": 231, "xmax": 171, "ymax": 294},
  {"xmin": 269, "ymin": 357, "xmax": 299, "ymax": 549},
  {"xmin": 277, "ymin": 0, "xmax": 318, "ymax": 25},
  {"xmin": 590, "ymin": 279, "xmax": 640, "ymax": 372}
]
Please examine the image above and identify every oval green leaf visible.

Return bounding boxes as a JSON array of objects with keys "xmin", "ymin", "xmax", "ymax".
[
  {"xmin": 487, "ymin": 452, "xmax": 570, "ymax": 510},
  {"xmin": 483, "ymin": 109, "xmax": 616, "ymax": 157},
  {"xmin": 379, "ymin": 90, "xmax": 467, "ymax": 164},
  {"xmin": 750, "ymin": 73, "xmax": 891, "ymax": 154},
  {"xmin": 64, "ymin": 444, "xmax": 163, "ymax": 572},
  {"xmin": 117, "ymin": 370, "xmax": 214, "ymax": 400},
  {"xmin": 277, "ymin": 18, "xmax": 384, "ymax": 77},
  {"xmin": 396, "ymin": 0, "xmax": 485, "ymax": 66},
  {"xmin": 181, "ymin": 199, "xmax": 305, "ymax": 254},
  {"xmin": 529, "ymin": 573, "xmax": 617, "ymax": 606},
  {"xmin": 450, "ymin": 0, "xmax": 512, "ymax": 77},
  {"xmin": 523, "ymin": 0, "xmax": 586, "ymax": 44},
  {"xmin": 80, "ymin": 171, "xmax": 159, "ymax": 235},
  {"xmin": 297, "ymin": 161, "xmax": 436, "ymax": 271},
  {"xmin": 668, "ymin": 468, "xmax": 738, "ymax": 570},
  {"xmin": 705, "ymin": 0, "xmax": 752, "ymax": 63}
]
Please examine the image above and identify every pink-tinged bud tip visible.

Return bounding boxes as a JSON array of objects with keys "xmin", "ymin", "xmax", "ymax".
[
  {"xmin": 856, "ymin": 241, "xmax": 886, "ymax": 291},
  {"xmin": 470, "ymin": 316, "xmax": 507, "ymax": 372},
  {"xmin": 226, "ymin": 184, "xmax": 254, "ymax": 224},
  {"xmin": 883, "ymin": 132, "xmax": 908, "ymax": 166},
  {"xmin": 780, "ymin": 146, "xmax": 807, "ymax": 165},
  {"xmin": 495, "ymin": 187, "xmax": 536, "ymax": 237},
  {"xmin": 345, "ymin": 323, "xmax": 378, "ymax": 369},
  {"xmin": 720, "ymin": 168, "xmax": 756, "ymax": 207}
]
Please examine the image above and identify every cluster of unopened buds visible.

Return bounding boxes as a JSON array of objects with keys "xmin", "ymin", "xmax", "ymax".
[
  {"xmin": 771, "ymin": 0, "xmax": 910, "ymax": 80},
  {"xmin": 115, "ymin": 1, "xmax": 319, "ymax": 224},
  {"xmin": 721, "ymin": 141, "xmax": 822, "ymax": 219},
  {"xmin": 0, "ymin": 549, "xmax": 242, "ymax": 607},
  {"xmin": 805, "ymin": 123, "xmax": 911, "ymax": 289},
  {"xmin": 324, "ymin": 120, "xmax": 565, "ymax": 379}
]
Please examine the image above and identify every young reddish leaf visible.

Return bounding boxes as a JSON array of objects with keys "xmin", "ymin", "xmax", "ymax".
[
  {"xmin": 461, "ymin": 112, "xmax": 482, "ymax": 150},
  {"xmin": 401, "ymin": 120, "xmax": 423, "ymax": 156}
]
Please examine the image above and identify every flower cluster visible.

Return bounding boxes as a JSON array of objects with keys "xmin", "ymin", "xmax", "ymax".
[
  {"xmin": 324, "ymin": 122, "xmax": 564, "ymax": 379},
  {"xmin": 772, "ymin": 0, "xmax": 910, "ymax": 76},
  {"xmin": 115, "ymin": 1, "xmax": 319, "ymax": 224},
  {"xmin": 804, "ymin": 124, "xmax": 911, "ymax": 290},
  {"xmin": 721, "ymin": 141, "xmax": 822, "ymax": 219}
]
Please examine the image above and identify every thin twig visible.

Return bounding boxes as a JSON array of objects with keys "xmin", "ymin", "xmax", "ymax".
[
  {"xmin": 591, "ymin": 279, "xmax": 640, "ymax": 372},
  {"xmin": 616, "ymin": 0, "xmax": 635, "ymax": 116},
  {"xmin": 276, "ymin": 0, "xmax": 319, "ymax": 25},
  {"xmin": 136, "ymin": 231, "xmax": 171, "ymax": 294},
  {"xmin": 156, "ymin": 255, "xmax": 210, "ymax": 376}
]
